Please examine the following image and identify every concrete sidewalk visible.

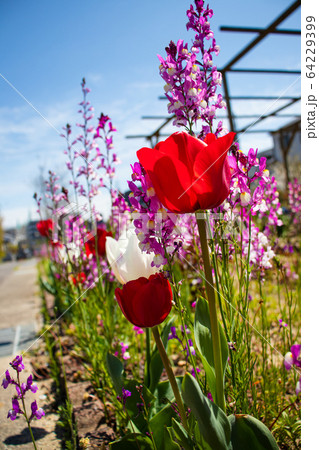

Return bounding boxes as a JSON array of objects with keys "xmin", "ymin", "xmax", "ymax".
[{"xmin": 0, "ymin": 259, "xmax": 60, "ymax": 449}]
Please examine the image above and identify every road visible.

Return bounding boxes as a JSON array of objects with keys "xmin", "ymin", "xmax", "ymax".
[
  {"xmin": 0, "ymin": 261, "xmax": 17, "ymax": 285},
  {"xmin": 0, "ymin": 258, "xmax": 60, "ymax": 449},
  {"xmin": 0, "ymin": 259, "xmax": 41, "ymax": 357}
]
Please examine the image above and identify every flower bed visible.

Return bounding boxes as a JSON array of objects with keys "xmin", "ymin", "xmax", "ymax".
[{"xmin": 2, "ymin": 1, "xmax": 300, "ymax": 448}]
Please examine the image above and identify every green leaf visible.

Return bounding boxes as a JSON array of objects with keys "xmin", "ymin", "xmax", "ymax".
[
  {"xmin": 194, "ymin": 297, "xmax": 229, "ymax": 398},
  {"xmin": 148, "ymin": 351, "xmax": 164, "ymax": 393},
  {"xmin": 194, "ymin": 423, "xmax": 214, "ymax": 450},
  {"xmin": 109, "ymin": 433, "xmax": 153, "ymax": 449},
  {"xmin": 39, "ymin": 277, "xmax": 56, "ymax": 296},
  {"xmin": 124, "ymin": 380, "xmax": 155, "ymax": 433},
  {"xmin": 148, "ymin": 317, "xmax": 175, "ymax": 393},
  {"xmin": 164, "ymin": 427, "xmax": 180, "ymax": 450},
  {"xmin": 106, "ymin": 353, "xmax": 124, "ymax": 396},
  {"xmin": 171, "ymin": 418, "xmax": 194, "ymax": 450},
  {"xmin": 228, "ymin": 414, "xmax": 279, "ymax": 450},
  {"xmin": 182, "ymin": 373, "xmax": 231, "ymax": 450},
  {"xmin": 153, "ymin": 378, "xmax": 183, "ymax": 412},
  {"xmin": 149, "ymin": 404, "xmax": 175, "ymax": 449}
]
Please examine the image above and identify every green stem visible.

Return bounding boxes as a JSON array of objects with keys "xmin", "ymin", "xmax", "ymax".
[
  {"xmin": 209, "ymin": 226, "xmax": 236, "ymax": 389},
  {"xmin": 152, "ymin": 326, "xmax": 188, "ymax": 431},
  {"xmin": 164, "ymin": 247, "xmax": 201, "ymax": 387},
  {"xmin": 26, "ymin": 417, "xmax": 37, "ymax": 450},
  {"xmin": 196, "ymin": 213, "xmax": 225, "ymax": 412},
  {"xmin": 145, "ymin": 327, "xmax": 151, "ymax": 387}
]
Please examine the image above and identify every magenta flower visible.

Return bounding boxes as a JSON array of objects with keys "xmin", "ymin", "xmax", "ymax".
[
  {"xmin": 27, "ymin": 374, "xmax": 38, "ymax": 393},
  {"xmin": 284, "ymin": 344, "xmax": 301, "ymax": 371},
  {"xmin": 120, "ymin": 342, "xmax": 130, "ymax": 361},
  {"xmin": 133, "ymin": 326, "xmax": 144, "ymax": 335},
  {"xmin": 2, "ymin": 370, "xmax": 12, "ymax": 389},
  {"xmin": 30, "ymin": 400, "xmax": 45, "ymax": 420},
  {"xmin": 284, "ymin": 344, "xmax": 301, "ymax": 395},
  {"xmin": 279, "ymin": 319, "xmax": 288, "ymax": 330},
  {"xmin": 117, "ymin": 388, "xmax": 132, "ymax": 407},
  {"xmin": 10, "ymin": 355, "xmax": 25, "ymax": 372},
  {"xmin": 7, "ymin": 398, "xmax": 22, "ymax": 421}
]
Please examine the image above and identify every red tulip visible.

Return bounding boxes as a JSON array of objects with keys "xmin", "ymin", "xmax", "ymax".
[
  {"xmin": 115, "ymin": 273, "xmax": 173, "ymax": 328},
  {"xmin": 36, "ymin": 219, "xmax": 53, "ymax": 237},
  {"xmin": 137, "ymin": 131, "xmax": 236, "ymax": 213},
  {"xmin": 85, "ymin": 228, "xmax": 112, "ymax": 257}
]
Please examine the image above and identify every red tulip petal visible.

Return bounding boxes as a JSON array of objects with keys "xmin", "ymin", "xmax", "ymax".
[
  {"xmin": 154, "ymin": 131, "xmax": 206, "ymax": 178},
  {"xmin": 115, "ymin": 277, "xmax": 149, "ymax": 326},
  {"xmin": 130, "ymin": 274, "xmax": 172, "ymax": 327},
  {"xmin": 192, "ymin": 132, "xmax": 235, "ymax": 209},
  {"xmin": 115, "ymin": 274, "xmax": 172, "ymax": 328},
  {"xmin": 204, "ymin": 133, "xmax": 217, "ymax": 145},
  {"xmin": 137, "ymin": 148, "xmax": 199, "ymax": 213}
]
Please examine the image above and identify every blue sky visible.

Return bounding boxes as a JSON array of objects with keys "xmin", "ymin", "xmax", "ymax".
[{"xmin": 0, "ymin": 0, "xmax": 301, "ymax": 228}]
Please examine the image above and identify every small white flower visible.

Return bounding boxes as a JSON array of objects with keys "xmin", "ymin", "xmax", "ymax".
[
  {"xmin": 188, "ymin": 88, "xmax": 197, "ymax": 97},
  {"xmin": 240, "ymin": 192, "xmax": 251, "ymax": 207},
  {"xmin": 167, "ymin": 67, "xmax": 176, "ymax": 76}
]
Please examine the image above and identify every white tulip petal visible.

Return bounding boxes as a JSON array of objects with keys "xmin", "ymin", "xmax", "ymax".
[{"xmin": 106, "ymin": 228, "xmax": 161, "ymax": 284}]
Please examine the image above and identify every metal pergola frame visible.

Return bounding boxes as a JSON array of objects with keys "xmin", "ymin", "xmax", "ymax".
[{"xmin": 126, "ymin": 0, "xmax": 301, "ymax": 149}]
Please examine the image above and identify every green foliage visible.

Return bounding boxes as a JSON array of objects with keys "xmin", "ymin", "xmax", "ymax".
[
  {"xmin": 163, "ymin": 427, "xmax": 180, "ymax": 449},
  {"xmin": 57, "ymin": 399, "xmax": 77, "ymax": 450},
  {"xmin": 109, "ymin": 433, "xmax": 154, "ymax": 449},
  {"xmin": 182, "ymin": 373, "xmax": 231, "ymax": 450},
  {"xmin": 149, "ymin": 404, "xmax": 176, "ymax": 448},
  {"xmin": 228, "ymin": 414, "xmax": 279, "ymax": 450},
  {"xmin": 153, "ymin": 378, "xmax": 183, "ymax": 413},
  {"xmin": 194, "ymin": 297, "xmax": 229, "ymax": 399},
  {"xmin": 123, "ymin": 380, "xmax": 155, "ymax": 433},
  {"xmin": 148, "ymin": 317, "xmax": 175, "ymax": 393},
  {"xmin": 170, "ymin": 418, "xmax": 194, "ymax": 450},
  {"xmin": 39, "ymin": 277, "xmax": 57, "ymax": 296},
  {"xmin": 106, "ymin": 352, "xmax": 124, "ymax": 395}
]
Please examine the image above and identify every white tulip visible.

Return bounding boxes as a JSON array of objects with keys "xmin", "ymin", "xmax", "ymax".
[{"xmin": 106, "ymin": 227, "xmax": 160, "ymax": 284}]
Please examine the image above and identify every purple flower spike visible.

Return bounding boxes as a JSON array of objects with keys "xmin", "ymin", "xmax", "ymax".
[
  {"xmin": 31, "ymin": 400, "xmax": 45, "ymax": 420},
  {"xmin": 30, "ymin": 383, "xmax": 38, "ymax": 394},
  {"xmin": 35, "ymin": 408, "xmax": 45, "ymax": 420},
  {"xmin": 122, "ymin": 388, "xmax": 131, "ymax": 405},
  {"xmin": 2, "ymin": 370, "xmax": 12, "ymax": 389},
  {"xmin": 27, "ymin": 374, "xmax": 38, "ymax": 393},
  {"xmin": 7, "ymin": 409, "xmax": 17, "ymax": 421},
  {"xmin": 168, "ymin": 326, "xmax": 178, "ymax": 340},
  {"xmin": 10, "ymin": 355, "xmax": 25, "ymax": 373},
  {"xmin": 16, "ymin": 385, "xmax": 23, "ymax": 398},
  {"xmin": 117, "ymin": 388, "xmax": 132, "ymax": 407},
  {"xmin": 7, "ymin": 398, "xmax": 22, "ymax": 420},
  {"xmin": 31, "ymin": 400, "xmax": 38, "ymax": 415}
]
